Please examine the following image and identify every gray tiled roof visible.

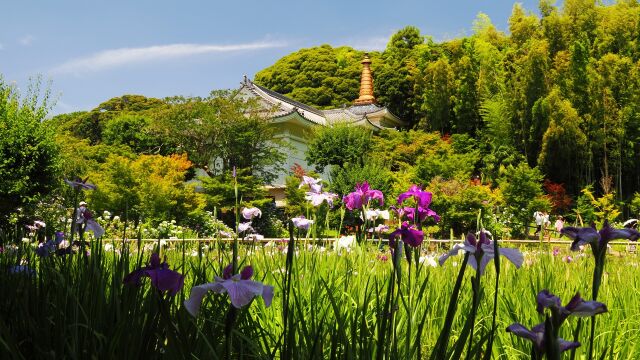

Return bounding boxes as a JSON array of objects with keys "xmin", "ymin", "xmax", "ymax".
[
  {"xmin": 252, "ymin": 83, "xmax": 325, "ymax": 118},
  {"xmin": 347, "ymin": 104, "xmax": 383, "ymax": 115},
  {"xmin": 238, "ymin": 77, "xmax": 403, "ymax": 128}
]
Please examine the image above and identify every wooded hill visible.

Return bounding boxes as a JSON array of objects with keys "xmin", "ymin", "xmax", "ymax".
[{"xmin": 254, "ymin": 0, "xmax": 640, "ymax": 202}]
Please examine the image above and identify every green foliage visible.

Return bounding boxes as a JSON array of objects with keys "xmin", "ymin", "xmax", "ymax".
[
  {"xmin": 284, "ymin": 175, "xmax": 307, "ymax": 219},
  {"xmin": 154, "ymin": 94, "xmax": 285, "ymax": 183},
  {"xmin": 184, "ymin": 210, "xmax": 235, "ymax": 238},
  {"xmin": 452, "ymin": 41, "xmax": 481, "ymax": 135},
  {"xmin": 371, "ymin": 129, "xmax": 442, "ymax": 171},
  {"xmin": 305, "ymin": 124, "xmax": 372, "ymax": 172},
  {"xmin": 0, "ymin": 78, "xmax": 61, "ymax": 227},
  {"xmin": 199, "ymin": 168, "xmax": 266, "ymax": 211},
  {"xmin": 427, "ymin": 177, "xmax": 497, "ymax": 237},
  {"xmin": 579, "ymin": 185, "xmax": 621, "ymax": 226},
  {"xmin": 414, "ymin": 134, "xmax": 480, "ymax": 184},
  {"xmin": 574, "ymin": 185, "xmax": 597, "ymax": 226},
  {"xmin": 254, "ymin": 45, "xmax": 364, "ymax": 108},
  {"xmin": 376, "ymin": 26, "xmax": 425, "ymax": 125},
  {"xmin": 249, "ymin": 0, "xmax": 640, "ymax": 204},
  {"xmin": 417, "ymin": 56, "xmax": 454, "ymax": 133},
  {"xmin": 629, "ymin": 192, "xmax": 640, "ymax": 218},
  {"xmin": 87, "ymin": 153, "xmax": 203, "ymax": 224},
  {"xmin": 630, "ymin": 192, "xmax": 640, "ymax": 217},
  {"xmin": 102, "ymin": 114, "xmax": 156, "ymax": 153},
  {"xmin": 536, "ymin": 89, "xmax": 589, "ymax": 194},
  {"xmin": 478, "ymin": 96, "xmax": 523, "ymax": 182},
  {"xmin": 329, "ymin": 161, "xmax": 394, "ymax": 199},
  {"xmin": 369, "ymin": 130, "xmax": 479, "ymax": 190},
  {"xmin": 49, "ymin": 95, "xmax": 166, "ymax": 145},
  {"xmin": 385, "ymin": 26, "xmax": 425, "ymax": 61},
  {"xmin": 4, "ymin": 233, "xmax": 640, "ymax": 358},
  {"xmin": 498, "ymin": 162, "xmax": 547, "ymax": 236},
  {"xmin": 56, "ymin": 133, "xmax": 136, "ymax": 180},
  {"xmin": 198, "ymin": 168, "xmax": 284, "ymax": 237}
]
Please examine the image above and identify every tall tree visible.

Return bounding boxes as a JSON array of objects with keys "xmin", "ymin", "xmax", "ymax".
[
  {"xmin": 0, "ymin": 78, "xmax": 61, "ymax": 227},
  {"xmin": 376, "ymin": 26, "xmax": 426, "ymax": 127},
  {"xmin": 305, "ymin": 124, "xmax": 372, "ymax": 172},
  {"xmin": 537, "ymin": 89, "xmax": 589, "ymax": 194},
  {"xmin": 452, "ymin": 40, "xmax": 481, "ymax": 135},
  {"xmin": 154, "ymin": 93, "xmax": 285, "ymax": 183},
  {"xmin": 417, "ymin": 56, "xmax": 454, "ymax": 133}
]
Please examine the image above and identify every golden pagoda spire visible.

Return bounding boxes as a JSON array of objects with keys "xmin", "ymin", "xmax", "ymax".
[{"xmin": 354, "ymin": 53, "xmax": 376, "ymax": 105}]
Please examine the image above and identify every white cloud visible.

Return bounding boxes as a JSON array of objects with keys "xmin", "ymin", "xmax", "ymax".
[
  {"xmin": 0, "ymin": 43, "xmax": 4, "ymax": 50},
  {"xmin": 19, "ymin": 35, "xmax": 35, "ymax": 46},
  {"xmin": 50, "ymin": 40, "xmax": 287, "ymax": 75}
]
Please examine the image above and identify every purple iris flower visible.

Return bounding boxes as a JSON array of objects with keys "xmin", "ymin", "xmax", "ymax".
[
  {"xmin": 507, "ymin": 290, "xmax": 607, "ymax": 356},
  {"xmin": 299, "ymin": 176, "xmax": 337, "ymax": 207},
  {"xmin": 369, "ymin": 224, "xmax": 390, "ymax": 234},
  {"xmin": 55, "ymin": 232, "xmax": 65, "ymax": 244},
  {"xmin": 390, "ymin": 206, "xmax": 406, "ymax": 218},
  {"xmin": 184, "ymin": 264, "xmax": 274, "ymax": 316},
  {"xmin": 397, "ymin": 184, "xmax": 432, "ymax": 208},
  {"xmin": 439, "ymin": 230, "xmax": 523, "ymax": 274},
  {"xmin": 299, "ymin": 176, "xmax": 323, "ymax": 193},
  {"xmin": 123, "ymin": 253, "xmax": 185, "ymax": 296},
  {"xmin": 36, "ymin": 240, "xmax": 57, "ymax": 257},
  {"xmin": 305, "ymin": 191, "xmax": 338, "ymax": 207},
  {"xmin": 9, "ymin": 265, "xmax": 35, "ymax": 276},
  {"xmin": 561, "ymin": 221, "xmax": 640, "ymax": 252},
  {"xmin": 292, "ymin": 216, "xmax": 314, "ymax": 231},
  {"xmin": 342, "ymin": 182, "xmax": 384, "ymax": 210},
  {"xmin": 403, "ymin": 206, "xmax": 441, "ymax": 223},
  {"xmin": 396, "ymin": 185, "xmax": 439, "ymax": 224},
  {"xmin": 506, "ymin": 323, "xmax": 580, "ymax": 353},
  {"xmin": 389, "ymin": 222, "xmax": 424, "ymax": 247},
  {"xmin": 241, "ymin": 207, "xmax": 262, "ymax": 220},
  {"xmin": 536, "ymin": 290, "xmax": 607, "ymax": 323},
  {"xmin": 238, "ymin": 222, "xmax": 253, "ymax": 233},
  {"xmin": 64, "ymin": 177, "xmax": 97, "ymax": 191}
]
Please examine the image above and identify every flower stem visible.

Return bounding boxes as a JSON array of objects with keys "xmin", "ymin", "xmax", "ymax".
[
  {"xmin": 465, "ymin": 269, "xmax": 482, "ymax": 360},
  {"xmin": 429, "ymin": 252, "xmax": 470, "ymax": 360},
  {"xmin": 68, "ymin": 190, "xmax": 79, "ymax": 243},
  {"xmin": 224, "ymin": 305, "xmax": 237, "ymax": 358},
  {"xmin": 483, "ymin": 235, "xmax": 501, "ymax": 360},
  {"xmin": 282, "ymin": 221, "xmax": 296, "ymax": 360},
  {"xmin": 588, "ymin": 254, "xmax": 605, "ymax": 360}
]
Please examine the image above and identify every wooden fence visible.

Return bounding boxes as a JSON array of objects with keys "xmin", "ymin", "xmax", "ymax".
[{"xmin": 109, "ymin": 237, "xmax": 636, "ymax": 247}]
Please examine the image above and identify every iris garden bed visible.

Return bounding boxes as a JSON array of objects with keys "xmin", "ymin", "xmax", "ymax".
[{"xmin": 1, "ymin": 237, "xmax": 639, "ymax": 359}]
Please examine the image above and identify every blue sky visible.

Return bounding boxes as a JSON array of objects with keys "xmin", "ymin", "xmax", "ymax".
[{"xmin": 0, "ymin": 0, "xmax": 541, "ymax": 115}]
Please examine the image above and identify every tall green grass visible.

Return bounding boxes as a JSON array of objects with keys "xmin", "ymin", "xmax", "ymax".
[{"xmin": 1, "ymin": 240, "xmax": 639, "ymax": 359}]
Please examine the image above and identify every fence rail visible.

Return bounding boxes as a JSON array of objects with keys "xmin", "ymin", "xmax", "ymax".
[{"xmin": 105, "ymin": 238, "xmax": 636, "ymax": 246}]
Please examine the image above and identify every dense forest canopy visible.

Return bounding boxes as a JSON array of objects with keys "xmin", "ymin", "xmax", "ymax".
[{"xmin": 255, "ymin": 0, "xmax": 640, "ymax": 204}]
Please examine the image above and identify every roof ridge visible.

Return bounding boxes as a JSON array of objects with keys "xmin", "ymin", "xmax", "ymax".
[{"xmin": 249, "ymin": 81, "xmax": 324, "ymax": 116}]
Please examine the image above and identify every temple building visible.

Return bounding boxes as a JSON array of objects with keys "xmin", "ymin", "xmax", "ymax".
[{"xmin": 236, "ymin": 54, "xmax": 405, "ymax": 205}]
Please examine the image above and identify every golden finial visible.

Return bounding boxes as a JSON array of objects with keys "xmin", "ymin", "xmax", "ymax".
[{"xmin": 354, "ymin": 53, "xmax": 376, "ymax": 105}]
